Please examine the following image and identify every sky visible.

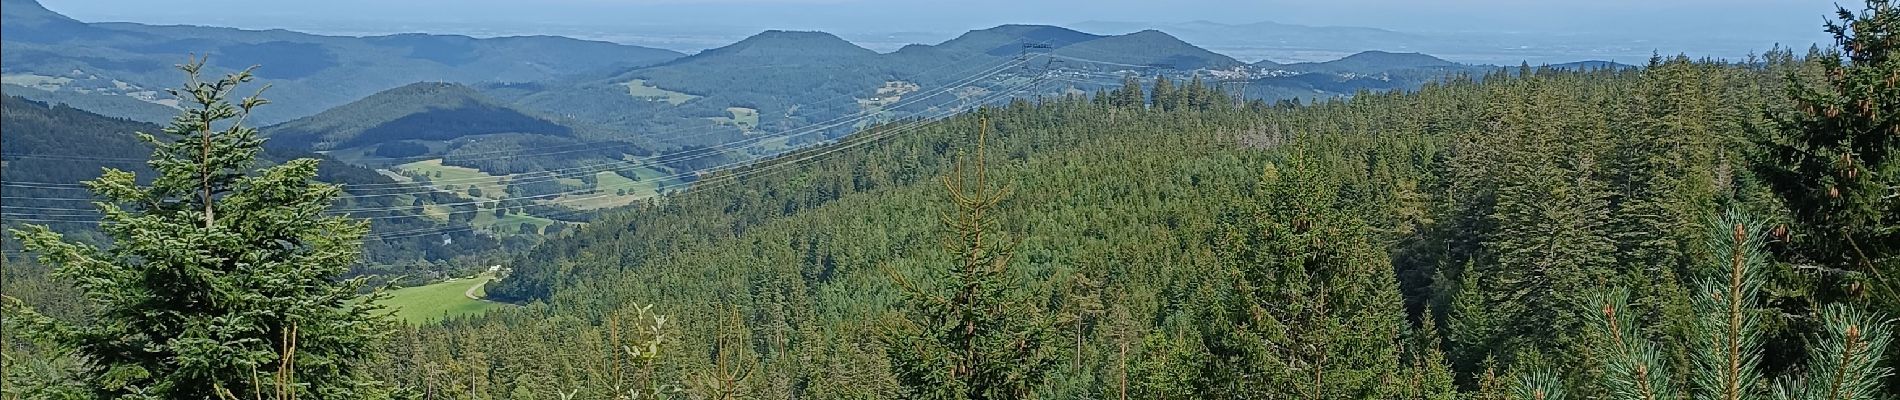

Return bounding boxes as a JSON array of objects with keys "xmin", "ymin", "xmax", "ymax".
[{"xmin": 39, "ymin": 0, "xmax": 1839, "ymax": 53}]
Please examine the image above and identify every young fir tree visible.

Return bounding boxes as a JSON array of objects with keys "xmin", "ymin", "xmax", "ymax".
[
  {"xmin": 885, "ymin": 114, "xmax": 1056, "ymax": 400},
  {"xmin": 3, "ymin": 59, "xmax": 393, "ymax": 399},
  {"xmin": 1447, "ymin": 261, "xmax": 1501, "ymax": 385},
  {"xmin": 1580, "ymin": 210, "xmax": 1894, "ymax": 400},
  {"xmin": 1403, "ymin": 309, "xmax": 1458, "ymax": 400}
]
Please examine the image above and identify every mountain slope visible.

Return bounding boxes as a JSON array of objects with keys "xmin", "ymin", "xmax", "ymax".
[
  {"xmin": 508, "ymin": 30, "xmax": 900, "ymax": 149},
  {"xmin": 1050, "ymin": 29, "xmax": 1245, "ymax": 70},
  {"xmin": 265, "ymin": 82, "xmax": 653, "ymax": 174},
  {"xmin": 920, "ymin": 24, "xmax": 1103, "ymax": 57},
  {"xmin": 0, "ymin": 0, "xmax": 684, "ymax": 124},
  {"xmin": 0, "ymin": 95, "xmax": 505, "ymax": 273},
  {"xmin": 503, "ymin": 25, "xmax": 1252, "ymax": 151},
  {"xmin": 268, "ymin": 82, "xmax": 575, "ymax": 151},
  {"xmin": 671, "ymin": 30, "xmax": 880, "ymax": 63}
]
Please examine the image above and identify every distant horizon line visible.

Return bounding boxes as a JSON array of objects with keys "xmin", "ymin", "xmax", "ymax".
[{"xmin": 17, "ymin": 0, "xmax": 1824, "ymax": 66}]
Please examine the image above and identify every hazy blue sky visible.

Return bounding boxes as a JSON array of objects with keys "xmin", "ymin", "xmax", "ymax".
[{"xmin": 40, "ymin": 0, "xmax": 1837, "ymax": 48}]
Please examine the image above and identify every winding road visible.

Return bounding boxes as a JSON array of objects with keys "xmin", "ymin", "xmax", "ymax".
[{"xmin": 463, "ymin": 277, "xmax": 491, "ymax": 300}]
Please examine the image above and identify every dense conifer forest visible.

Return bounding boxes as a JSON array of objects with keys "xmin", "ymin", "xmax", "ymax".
[
  {"xmin": 383, "ymin": 47, "xmax": 1895, "ymax": 400},
  {"xmin": 4, "ymin": 2, "xmax": 1898, "ymax": 399}
]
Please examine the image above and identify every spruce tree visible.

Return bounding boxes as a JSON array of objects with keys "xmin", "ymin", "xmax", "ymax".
[
  {"xmin": 1184, "ymin": 75, "xmax": 1211, "ymax": 110},
  {"xmin": 1758, "ymin": 1, "xmax": 1900, "ymax": 388},
  {"xmin": 885, "ymin": 114, "xmax": 1055, "ymax": 400},
  {"xmin": 1113, "ymin": 74, "xmax": 1146, "ymax": 109},
  {"xmin": 1760, "ymin": 0, "xmax": 1899, "ymax": 307},
  {"xmin": 1448, "ymin": 262, "xmax": 1501, "ymax": 385},
  {"xmin": 1404, "ymin": 310, "xmax": 1458, "ymax": 400},
  {"xmin": 1196, "ymin": 157, "xmax": 1403, "ymax": 398},
  {"xmin": 1149, "ymin": 76, "xmax": 1175, "ymax": 112},
  {"xmin": 4, "ymin": 59, "xmax": 392, "ymax": 399},
  {"xmin": 1479, "ymin": 102, "xmax": 1617, "ymax": 371}
]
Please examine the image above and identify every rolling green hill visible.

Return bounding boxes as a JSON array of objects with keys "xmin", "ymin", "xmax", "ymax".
[{"xmin": 3, "ymin": 0, "xmax": 1535, "ymax": 200}]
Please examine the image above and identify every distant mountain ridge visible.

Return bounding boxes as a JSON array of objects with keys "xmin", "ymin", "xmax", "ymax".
[
  {"xmin": 681, "ymin": 30, "xmax": 880, "ymax": 62},
  {"xmin": 1048, "ymin": 29, "xmax": 1244, "ymax": 70},
  {"xmin": 1276, "ymin": 51, "xmax": 1463, "ymax": 74},
  {"xmin": 501, "ymin": 24, "xmax": 1249, "ymax": 154},
  {"xmin": 1547, "ymin": 60, "xmax": 1637, "ymax": 70},
  {"xmin": 920, "ymin": 24, "xmax": 1104, "ymax": 56},
  {"xmin": 0, "ymin": 0, "xmax": 683, "ymax": 124},
  {"xmin": 5, "ymin": 0, "xmax": 1635, "ymax": 212}
]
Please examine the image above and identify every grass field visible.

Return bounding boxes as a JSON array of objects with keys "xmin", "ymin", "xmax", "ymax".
[
  {"xmin": 382, "ymin": 272, "xmax": 505, "ymax": 324},
  {"xmin": 749, "ymin": 135, "xmax": 797, "ymax": 155},
  {"xmin": 395, "ymin": 159, "xmax": 508, "ymax": 200},
  {"xmin": 383, "ymin": 157, "xmax": 690, "ymax": 230},
  {"xmin": 2, "ymin": 73, "xmax": 73, "ymax": 91},
  {"xmin": 622, "ymin": 79, "xmax": 700, "ymax": 105},
  {"xmin": 707, "ymin": 107, "xmax": 759, "ymax": 132},
  {"xmin": 473, "ymin": 211, "xmax": 559, "ymax": 234},
  {"xmin": 554, "ymin": 163, "xmax": 685, "ymax": 210}
]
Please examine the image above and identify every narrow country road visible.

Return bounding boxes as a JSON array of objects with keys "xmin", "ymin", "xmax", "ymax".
[{"xmin": 464, "ymin": 277, "xmax": 490, "ymax": 300}]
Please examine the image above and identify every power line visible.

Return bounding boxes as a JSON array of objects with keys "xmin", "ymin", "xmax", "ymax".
[
  {"xmin": 363, "ymin": 76, "xmax": 1050, "ymax": 240},
  {"xmin": 3, "ymin": 74, "xmax": 1050, "ymax": 240},
  {"xmin": 302, "ymin": 49, "xmax": 1025, "ymax": 164},
  {"xmin": 3, "ymin": 53, "xmax": 1156, "ymax": 218},
  {"xmin": 0, "ymin": 58, "xmax": 1036, "ymax": 208},
  {"xmin": 333, "ymin": 57, "xmax": 1030, "ymax": 191},
  {"xmin": 328, "ymin": 59, "xmax": 1035, "ymax": 208}
]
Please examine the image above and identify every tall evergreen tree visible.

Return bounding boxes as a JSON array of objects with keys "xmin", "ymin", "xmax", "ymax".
[
  {"xmin": 1196, "ymin": 157, "xmax": 1403, "ymax": 398},
  {"xmin": 1760, "ymin": 0, "xmax": 1900, "ymax": 306},
  {"xmin": 885, "ymin": 114, "xmax": 1056, "ymax": 400},
  {"xmin": 1149, "ymin": 76, "xmax": 1176, "ymax": 112},
  {"xmin": 1477, "ymin": 84, "xmax": 1618, "ymax": 371},
  {"xmin": 1112, "ymin": 74, "xmax": 1146, "ymax": 109},
  {"xmin": 1758, "ymin": 1, "xmax": 1900, "ymax": 388},
  {"xmin": 4, "ymin": 59, "xmax": 392, "ymax": 399},
  {"xmin": 1448, "ymin": 262, "xmax": 1501, "ymax": 385}
]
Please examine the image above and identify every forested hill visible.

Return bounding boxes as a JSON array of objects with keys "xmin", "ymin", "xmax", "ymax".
[
  {"xmin": 1, "ymin": 94, "xmax": 511, "ymax": 280},
  {"xmin": 384, "ymin": 48, "xmax": 1897, "ymax": 397},
  {"xmin": 1279, "ymin": 50, "xmax": 1462, "ymax": 73},
  {"xmin": 0, "ymin": 0, "xmax": 683, "ymax": 124},
  {"xmin": 677, "ymin": 30, "xmax": 881, "ymax": 61},
  {"xmin": 267, "ymin": 82, "xmax": 577, "ymax": 152},
  {"xmin": 262, "ymin": 81, "xmax": 657, "ymax": 175},
  {"xmin": 1047, "ymin": 29, "xmax": 1245, "ymax": 70},
  {"xmin": 497, "ymin": 25, "xmax": 1253, "ymax": 150}
]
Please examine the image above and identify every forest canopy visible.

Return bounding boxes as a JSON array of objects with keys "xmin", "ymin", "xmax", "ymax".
[{"xmin": 4, "ymin": 1, "xmax": 1899, "ymax": 399}]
